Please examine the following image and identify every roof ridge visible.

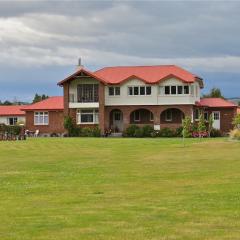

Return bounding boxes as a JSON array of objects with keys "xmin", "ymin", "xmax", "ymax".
[{"xmin": 95, "ymin": 65, "xmax": 176, "ymax": 72}]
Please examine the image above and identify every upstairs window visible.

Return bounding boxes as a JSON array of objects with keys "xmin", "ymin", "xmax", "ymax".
[
  {"xmin": 109, "ymin": 86, "xmax": 120, "ymax": 96},
  {"xmin": 184, "ymin": 86, "xmax": 189, "ymax": 94},
  {"xmin": 171, "ymin": 86, "xmax": 177, "ymax": 95},
  {"xmin": 128, "ymin": 86, "xmax": 152, "ymax": 96},
  {"xmin": 165, "ymin": 86, "xmax": 170, "ymax": 95},
  {"xmin": 77, "ymin": 84, "xmax": 99, "ymax": 103},
  {"xmin": 34, "ymin": 112, "xmax": 49, "ymax": 125},
  {"xmin": 162, "ymin": 85, "xmax": 190, "ymax": 95},
  {"xmin": 177, "ymin": 86, "xmax": 183, "ymax": 94}
]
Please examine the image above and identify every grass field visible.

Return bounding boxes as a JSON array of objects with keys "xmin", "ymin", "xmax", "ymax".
[{"xmin": 0, "ymin": 138, "xmax": 240, "ymax": 240}]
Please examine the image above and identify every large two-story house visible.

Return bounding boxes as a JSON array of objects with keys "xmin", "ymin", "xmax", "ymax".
[{"xmin": 58, "ymin": 64, "xmax": 237, "ymax": 134}]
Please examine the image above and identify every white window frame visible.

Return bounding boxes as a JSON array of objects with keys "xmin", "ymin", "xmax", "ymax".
[
  {"xmin": 34, "ymin": 112, "xmax": 49, "ymax": 125},
  {"xmin": 77, "ymin": 109, "xmax": 99, "ymax": 124},
  {"xmin": 161, "ymin": 85, "xmax": 191, "ymax": 96},
  {"xmin": 134, "ymin": 110, "xmax": 140, "ymax": 122},
  {"xmin": 108, "ymin": 86, "xmax": 120, "ymax": 96},
  {"xmin": 165, "ymin": 110, "xmax": 173, "ymax": 122},
  {"xmin": 7, "ymin": 117, "xmax": 18, "ymax": 126},
  {"xmin": 128, "ymin": 86, "xmax": 152, "ymax": 96}
]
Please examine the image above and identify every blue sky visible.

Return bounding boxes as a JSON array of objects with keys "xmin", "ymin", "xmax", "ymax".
[{"xmin": 0, "ymin": 1, "xmax": 240, "ymax": 102}]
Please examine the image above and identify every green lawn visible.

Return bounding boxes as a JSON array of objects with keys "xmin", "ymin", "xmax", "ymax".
[{"xmin": 0, "ymin": 138, "xmax": 240, "ymax": 240}]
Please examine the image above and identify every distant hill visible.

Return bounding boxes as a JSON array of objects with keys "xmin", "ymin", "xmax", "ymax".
[{"xmin": 227, "ymin": 97, "xmax": 240, "ymax": 105}]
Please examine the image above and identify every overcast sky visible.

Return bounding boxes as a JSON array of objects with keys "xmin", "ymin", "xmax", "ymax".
[{"xmin": 0, "ymin": 1, "xmax": 240, "ymax": 102}]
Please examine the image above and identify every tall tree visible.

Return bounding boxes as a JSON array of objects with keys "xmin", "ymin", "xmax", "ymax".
[
  {"xmin": 202, "ymin": 87, "xmax": 224, "ymax": 99},
  {"xmin": 32, "ymin": 94, "xmax": 48, "ymax": 103}
]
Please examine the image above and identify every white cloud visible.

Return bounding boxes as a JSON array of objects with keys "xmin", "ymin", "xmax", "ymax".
[{"xmin": 0, "ymin": 2, "xmax": 240, "ymax": 73}]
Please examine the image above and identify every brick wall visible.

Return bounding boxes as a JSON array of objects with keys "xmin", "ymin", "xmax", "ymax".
[{"xmin": 25, "ymin": 110, "xmax": 65, "ymax": 134}]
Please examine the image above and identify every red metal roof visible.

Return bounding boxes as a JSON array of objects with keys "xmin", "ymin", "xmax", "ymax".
[
  {"xmin": 198, "ymin": 98, "xmax": 237, "ymax": 108},
  {"xmin": 58, "ymin": 65, "xmax": 203, "ymax": 86},
  {"xmin": 22, "ymin": 97, "xmax": 64, "ymax": 111},
  {"xmin": 0, "ymin": 105, "xmax": 25, "ymax": 116},
  {"xmin": 94, "ymin": 65, "xmax": 202, "ymax": 85}
]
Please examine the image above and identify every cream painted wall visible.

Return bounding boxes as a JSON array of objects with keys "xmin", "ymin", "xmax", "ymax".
[
  {"xmin": 105, "ymin": 78, "xmax": 201, "ymax": 106},
  {"xmin": 68, "ymin": 77, "xmax": 201, "ymax": 107}
]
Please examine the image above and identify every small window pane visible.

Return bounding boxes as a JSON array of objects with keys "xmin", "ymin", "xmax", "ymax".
[
  {"xmin": 134, "ymin": 87, "xmax": 139, "ymax": 95},
  {"xmin": 146, "ymin": 86, "xmax": 151, "ymax": 95},
  {"xmin": 128, "ymin": 87, "xmax": 133, "ymax": 95},
  {"xmin": 140, "ymin": 86, "xmax": 145, "ymax": 95},
  {"xmin": 134, "ymin": 111, "xmax": 140, "ymax": 121},
  {"xmin": 109, "ymin": 87, "xmax": 114, "ymax": 96},
  {"xmin": 184, "ymin": 86, "xmax": 189, "ymax": 94},
  {"xmin": 178, "ymin": 86, "xmax": 183, "ymax": 94},
  {"xmin": 165, "ymin": 86, "xmax": 170, "ymax": 95},
  {"xmin": 115, "ymin": 87, "xmax": 120, "ymax": 95},
  {"xmin": 171, "ymin": 86, "xmax": 176, "ymax": 95}
]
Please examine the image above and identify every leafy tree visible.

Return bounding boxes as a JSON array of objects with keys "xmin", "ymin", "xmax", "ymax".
[
  {"xmin": 202, "ymin": 87, "xmax": 224, "ymax": 99},
  {"xmin": 2, "ymin": 100, "xmax": 13, "ymax": 105},
  {"xmin": 233, "ymin": 114, "xmax": 240, "ymax": 130},
  {"xmin": 32, "ymin": 94, "xmax": 49, "ymax": 103},
  {"xmin": 198, "ymin": 114, "xmax": 207, "ymax": 137},
  {"xmin": 182, "ymin": 116, "xmax": 192, "ymax": 138},
  {"xmin": 208, "ymin": 113, "xmax": 214, "ymax": 137}
]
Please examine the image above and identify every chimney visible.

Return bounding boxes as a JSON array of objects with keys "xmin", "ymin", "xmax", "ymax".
[{"xmin": 76, "ymin": 57, "xmax": 84, "ymax": 71}]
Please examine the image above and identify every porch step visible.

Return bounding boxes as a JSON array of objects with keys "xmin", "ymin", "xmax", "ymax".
[{"xmin": 109, "ymin": 132, "xmax": 123, "ymax": 138}]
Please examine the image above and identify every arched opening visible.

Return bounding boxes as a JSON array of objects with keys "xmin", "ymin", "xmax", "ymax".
[
  {"xmin": 160, "ymin": 108, "xmax": 185, "ymax": 125},
  {"xmin": 109, "ymin": 109, "xmax": 123, "ymax": 132},
  {"xmin": 130, "ymin": 109, "xmax": 154, "ymax": 124}
]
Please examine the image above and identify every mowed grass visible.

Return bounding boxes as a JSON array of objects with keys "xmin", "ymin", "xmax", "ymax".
[{"xmin": 0, "ymin": 138, "xmax": 240, "ymax": 240}]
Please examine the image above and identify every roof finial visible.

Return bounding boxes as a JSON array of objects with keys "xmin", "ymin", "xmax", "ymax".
[{"xmin": 76, "ymin": 57, "xmax": 83, "ymax": 71}]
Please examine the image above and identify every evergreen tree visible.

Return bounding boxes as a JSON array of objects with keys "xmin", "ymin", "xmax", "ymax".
[{"xmin": 202, "ymin": 88, "xmax": 224, "ymax": 99}]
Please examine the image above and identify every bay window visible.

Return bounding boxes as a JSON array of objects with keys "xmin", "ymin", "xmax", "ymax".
[{"xmin": 77, "ymin": 109, "xmax": 99, "ymax": 124}]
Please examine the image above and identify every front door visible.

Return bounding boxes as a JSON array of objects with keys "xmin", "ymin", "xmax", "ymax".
[
  {"xmin": 212, "ymin": 111, "xmax": 220, "ymax": 130},
  {"xmin": 113, "ymin": 111, "xmax": 123, "ymax": 132}
]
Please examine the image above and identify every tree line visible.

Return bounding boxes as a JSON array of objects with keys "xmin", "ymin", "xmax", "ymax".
[{"xmin": 0, "ymin": 94, "xmax": 49, "ymax": 105}]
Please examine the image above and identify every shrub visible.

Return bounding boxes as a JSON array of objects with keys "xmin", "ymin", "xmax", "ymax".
[
  {"xmin": 159, "ymin": 128, "xmax": 176, "ymax": 137},
  {"xmin": 182, "ymin": 116, "xmax": 192, "ymax": 138},
  {"xmin": 233, "ymin": 114, "xmax": 240, "ymax": 129},
  {"xmin": 210, "ymin": 128, "xmax": 222, "ymax": 138},
  {"xmin": 92, "ymin": 127, "xmax": 101, "ymax": 137},
  {"xmin": 175, "ymin": 126, "xmax": 183, "ymax": 137},
  {"xmin": 79, "ymin": 127, "xmax": 101, "ymax": 137},
  {"xmin": 80, "ymin": 127, "xmax": 92, "ymax": 137},
  {"xmin": 135, "ymin": 128, "xmax": 144, "ymax": 138},
  {"xmin": 124, "ymin": 125, "xmax": 140, "ymax": 137},
  {"xmin": 142, "ymin": 125, "xmax": 154, "ymax": 137},
  {"xmin": 229, "ymin": 129, "xmax": 240, "ymax": 140},
  {"xmin": 0, "ymin": 124, "xmax": 22, "ymax": 135},
  {"xmin": 64, "ymin": 116, "xmax": 76, "ymax": 136}
]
